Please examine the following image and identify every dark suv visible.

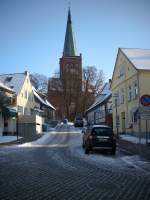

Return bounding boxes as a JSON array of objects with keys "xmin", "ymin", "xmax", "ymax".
[
  {"xmin": 74, "ymin": 117, "xmax": 84, "ymax": 127},
  {"xmin": 82, "ymin": 125, "xmax": 116, "ymax": 154}
]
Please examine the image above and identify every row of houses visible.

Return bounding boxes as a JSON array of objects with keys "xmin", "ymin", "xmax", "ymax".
[
  {"xmin": 0, "ymin": 71, "xmax": 55, "ymax": 137},
  {"xmin": 86, "ymin": 48, "xmax": 150, "ymax": 139}
]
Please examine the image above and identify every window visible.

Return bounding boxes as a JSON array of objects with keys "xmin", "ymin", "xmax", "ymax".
[
  {"xmin": 128, "ymin": 85, "xmax": 132, "ymax": 101},
  {"xmin": 25, "ymin": 90, "xmax": 28, "ymax": 99},
  {"xmin": 18, "ymin": 106, "xmax": 23, "ymax": 115},
  {"xmin": 30, "ymin": 108, "xmax": 34, "ymax": 115},
  {"xmin": 28, "ymin": 93, "xmax": 32, "ymax": 101},
  {"xmin": 120, "ymin": 88, "xmax": 124, "ymax": 104},
  {"xmin": 134, "ymin": 82, "xmax": 138, "ymax": 99},
  {"xmin": 24, "ymin": 107, "xmax": 28, "ymax": 115},
  {"xmin": 119, "ymin": 64, "xmax": 125, "ymax": 78}
]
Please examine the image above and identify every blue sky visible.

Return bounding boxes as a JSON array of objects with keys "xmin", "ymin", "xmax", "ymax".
[{"xmin": 0, "ymin": 0, "xmax": 150, "ymax": 80}]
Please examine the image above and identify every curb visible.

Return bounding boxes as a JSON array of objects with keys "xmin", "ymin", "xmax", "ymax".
[{"xmin": 117, "ymin": 138, "xmax": 150, "ymax": 161}]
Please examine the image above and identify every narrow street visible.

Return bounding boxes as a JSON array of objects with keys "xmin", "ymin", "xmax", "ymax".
[{"xmin": 0, "ymin": 124, "xmax": 150, "ymax": 200}]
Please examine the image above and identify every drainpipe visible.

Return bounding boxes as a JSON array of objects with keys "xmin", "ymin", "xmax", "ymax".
[{"xmin": 16, "ymin": 112, "xmax": 19, "ymax": 141}]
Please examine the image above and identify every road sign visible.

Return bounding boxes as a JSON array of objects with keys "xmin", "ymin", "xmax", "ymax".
[{"xmin": 140, "ymin": 95, "xmax": 150, "ymax": 106}]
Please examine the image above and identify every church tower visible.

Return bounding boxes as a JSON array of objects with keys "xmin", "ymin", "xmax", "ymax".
[
  {"xmin": 48, "ymin": 8, "xmax": 82, "ymax": 120},
  {"xmin": 60, "ymin": 8, "xmax": 82, "ymax": 92}
]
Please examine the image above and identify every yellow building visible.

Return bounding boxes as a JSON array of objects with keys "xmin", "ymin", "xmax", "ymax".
[{"xmin": 111, "ymin": 48, "xmax": 150, "ymax": 138}]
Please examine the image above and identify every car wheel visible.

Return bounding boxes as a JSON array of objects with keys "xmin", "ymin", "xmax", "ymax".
[
  {"xmin": 111, "ymin": 148, "xmax": 116, "ymax": 155},
  {"xmin": 85, "ymin": 148, "xmax": 89, "ymax": 154}
]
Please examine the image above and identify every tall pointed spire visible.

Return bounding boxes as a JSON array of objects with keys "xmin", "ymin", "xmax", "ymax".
[{"xmin": 63, "ymin": 8, "xmax": 78, "ymax": 56}]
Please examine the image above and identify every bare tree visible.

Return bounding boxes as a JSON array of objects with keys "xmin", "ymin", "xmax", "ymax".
[
  {"xmin": 31, "ymin": 73, "xmax": 48, "ymax": 94},
  {"xmin": 82, "ymin": 66, "xmax": 105, "ymax": 114}
]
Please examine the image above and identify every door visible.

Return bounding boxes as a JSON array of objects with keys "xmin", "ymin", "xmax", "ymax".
[{"xmin": 121, "ymin": 112, "xmax": 126, "ymax": 134}]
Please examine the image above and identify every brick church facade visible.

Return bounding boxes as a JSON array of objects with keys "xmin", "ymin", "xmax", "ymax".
[{"xmin": 48, "ymin": 9, "xmax": 93, "ymax": 121}]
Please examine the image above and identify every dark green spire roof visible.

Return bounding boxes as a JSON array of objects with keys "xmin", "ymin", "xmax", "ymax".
[{"xmin": 63, "ymin": 9, "xmax": 77, "ymax": 56}]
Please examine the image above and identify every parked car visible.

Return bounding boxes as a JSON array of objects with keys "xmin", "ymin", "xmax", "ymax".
[
  {"xmin": 74, "ymin": 117, "xmax": 84, "ymax": 127},
  {"xmin": 63, "ymin": 118, "xmax": 68, "ymax": 124},
  {"xmin": 82, "ymin": 125, "xmax": 116, "ymax": 155}
]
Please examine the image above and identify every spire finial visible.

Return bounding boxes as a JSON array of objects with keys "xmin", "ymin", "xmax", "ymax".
[
  {"xmin": 63, "ymin": 3, "xmax": 77, "ymax": 56},
  {"xmin": 68, "ymin": 1, "xmax": 71, "ymax": 10}
]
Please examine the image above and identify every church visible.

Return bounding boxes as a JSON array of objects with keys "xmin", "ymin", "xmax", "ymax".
[{"xmin": 48, "ymin": 9, "xmax": 93, "ymax": 121}]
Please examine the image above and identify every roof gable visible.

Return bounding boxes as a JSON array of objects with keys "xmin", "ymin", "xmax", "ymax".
[{"xmin": 111, "ymin": 48, "xmax": 138, "ymax": 89}]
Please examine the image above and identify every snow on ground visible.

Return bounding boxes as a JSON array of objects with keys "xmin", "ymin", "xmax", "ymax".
[
  {"xmin": 120, "ymin": 134, "xmax": 150, "ymax": 144},
  {"xmin": 0, "ymin": 136, "xmax": 22, "ymax": 144},
  {"xmin": 67, "ymin": 130, "xmax": 150, "ymax": 175},
  {"xmin": 19, "ymin": 125, "xmax": 82, "ymax": 147},
  {"xmin": 19, "ymin": 132, "xmax": 58, "ymax": 147}
]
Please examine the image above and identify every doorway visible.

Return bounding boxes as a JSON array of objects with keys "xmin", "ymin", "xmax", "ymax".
[{"xmin": 121, "ymin": 112, "xmax": 126, "ymax": 134}]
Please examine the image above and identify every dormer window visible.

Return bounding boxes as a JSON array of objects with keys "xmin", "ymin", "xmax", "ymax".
[
  {"xmin": 119, "ymin": 65, "xmax": 125, "ymax": 78},
  {"xmin": 128, "ymin": 85, "xmax": 132, "ymax": 101}
]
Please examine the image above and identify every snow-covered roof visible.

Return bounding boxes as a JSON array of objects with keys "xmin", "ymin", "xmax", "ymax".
[
  {"xmin": 0, "ymin": 81, "xmax": 15, "ymax": 93},
  {"xmin": 121, "ymin": 48, "xmax": 150, "ymax": 70},
  {"xmin": 32, "ymin": 87, "xmax": 55, "ymax": 110},
  {"xmin": 98, "ymin": 82, "xmax": 110, "ymax": 95},
  {"xmin": 0, "ymin": 73, "xmax": 26, "ymax": 95},
  {"xmin": 86, "ymin": 82, "xmax": 111, "ymax": 112},
  {"xmin": 45, "ymin": 99, "xmax": 56, "ymax": 110}
]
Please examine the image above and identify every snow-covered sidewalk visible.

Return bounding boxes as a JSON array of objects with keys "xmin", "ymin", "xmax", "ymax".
[
  {"xmin": 0, "ymin": 136, "xmax": 22, "ymax": 144},
  {"xmin": 119, "ymin": 134, "xmax": 150, "ymax": 145}
]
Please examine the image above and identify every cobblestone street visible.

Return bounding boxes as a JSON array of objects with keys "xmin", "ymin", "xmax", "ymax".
[{"xmin": 0, "ymin": 124, "xmax": 150, "ymax": 200}]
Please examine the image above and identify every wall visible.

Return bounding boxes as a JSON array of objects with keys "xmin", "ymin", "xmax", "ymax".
[
  {"xmin": 111, "ymin": 49, "xmax": 138, "ymax": 134},
  {"xmin": 18, "ymin": 114, "xmax": 44, "ymax": 137},
  {"xmin": 112, "ymin": 50, "xmax": 150, "ymax": 138}
]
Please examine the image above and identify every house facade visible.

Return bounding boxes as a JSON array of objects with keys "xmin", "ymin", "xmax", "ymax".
[
  {"xmin": 111, "ymin": 48, "xmax": 150, "ymax": 138},
  {"xmin": 0, "ymin": 81, "xmax": 16, "ymax": 135},
  {"xmin": 86, "ymin": 82, "xmax": 112, "ymax": 127},
  {"xmin": 0, "ymin": 71, "xmax": 55, "ymax": 136}
]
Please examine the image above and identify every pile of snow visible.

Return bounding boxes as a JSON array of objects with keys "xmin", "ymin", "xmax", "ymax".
[
  {"xmin": 119, "ymin": 134, "xmax": 150, "ymax": 145},
  {"xmin": 19, "ymin": 132, "xmax": 54, "ymax": 147},
  {"xmin": 0, "ymin": 136, "xmax": 22, "ymax": 144}
]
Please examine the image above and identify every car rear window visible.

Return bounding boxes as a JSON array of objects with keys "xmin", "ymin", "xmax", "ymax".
[
  {"xmin": 93, "ymin": 128, "xmax": 113, "ymax": 136},
  {"xmin": 76, "ymin": 118, "xmax": 82, "ymax": 121}
]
